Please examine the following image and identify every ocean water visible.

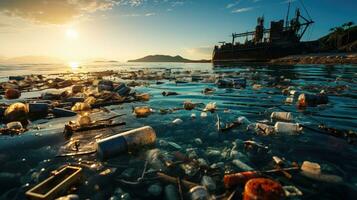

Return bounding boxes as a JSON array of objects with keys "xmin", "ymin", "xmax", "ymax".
[{"xmin": 0, "ymin": 62, "xmax": 357, "ymax": 199}]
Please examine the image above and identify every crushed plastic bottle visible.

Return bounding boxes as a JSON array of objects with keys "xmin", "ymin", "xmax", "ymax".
[
  {"xmin": 183, "ymin": 101, "xmax": 196, "ymax": 110},
  {"xmin": 270, "ymin": 112, "xmax": 293, "ymax": 121},
  {"xmin": 6, "ymin": 121, "xmax": 23, "ymax": 130}
]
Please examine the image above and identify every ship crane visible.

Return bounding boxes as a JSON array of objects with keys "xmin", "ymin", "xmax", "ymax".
[{"xmin": 229, "ymin": 0, "xmax": 313, "ymax": 44}]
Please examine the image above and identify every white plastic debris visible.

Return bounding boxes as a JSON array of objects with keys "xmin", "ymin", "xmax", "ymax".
[
  {"xmin": 172, "ymin": 118, "xmax": 183, "ymax": 124},
  {"xmin": 301, "ymin": 161, "xmax": 321, "ymax": 175},
  {"xmin": 203, "ymin": 102, "xmax": 216, "ymax": 112},
  {"xmin": 274, "ymin": 122, "xmax": 302, "ymax": 134},
  {"xmin": 200, "ymin": 112, "xmax": 207, "ymax": 118}
]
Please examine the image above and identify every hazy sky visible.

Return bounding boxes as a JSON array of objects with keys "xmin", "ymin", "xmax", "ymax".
[{"xmin": 0, "ymin": 0, "xmax": 356, "ymax": 62}]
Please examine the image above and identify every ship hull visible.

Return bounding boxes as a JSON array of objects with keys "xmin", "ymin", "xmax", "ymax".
[{"xmin": 212, "ymin": 41, "xmax": 318, "ymax": 64}]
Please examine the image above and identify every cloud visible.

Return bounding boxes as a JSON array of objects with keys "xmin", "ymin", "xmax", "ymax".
[
  {"xmin": 226, "ymin": 1, "xmax": 240, "ymax": 9},
  {"xmin": 122, "ymin": 12, "xmax": 157, "ymax": 17},
  {"xmin": 232, "ymin": 7, "xmax": 254, "ymax": 13},
  {"xmin": 0, "ymin": 0, "xmax": 124, "ymax": 24},
  {"xmin": 145, "ymin": 12, "xmax": 156, "ymax": 16}
]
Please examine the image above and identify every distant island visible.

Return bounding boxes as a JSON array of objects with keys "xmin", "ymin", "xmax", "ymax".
[{"xmin": 128, "ymin": 55, "xmax": 211, "ymax": 63}]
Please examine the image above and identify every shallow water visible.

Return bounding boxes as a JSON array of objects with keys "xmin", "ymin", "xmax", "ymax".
[{"xmin": 0, "ymin": 62, "xmax": 357, "ymax": 199}]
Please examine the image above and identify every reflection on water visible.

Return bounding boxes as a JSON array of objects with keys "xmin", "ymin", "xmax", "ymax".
[{"xmin": 0, "ymin": 62, "xmax": 356, "ymax": 199}]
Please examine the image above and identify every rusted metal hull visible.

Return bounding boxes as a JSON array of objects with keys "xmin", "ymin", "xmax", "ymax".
[{"xmin": 212, "ymin": 41, "xmax": 318, "ymax": 64}]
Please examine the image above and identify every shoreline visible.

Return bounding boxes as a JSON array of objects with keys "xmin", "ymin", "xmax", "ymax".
[{"xmin": 270, "ymin": 53, "xmax": 357, "ymax": 65}]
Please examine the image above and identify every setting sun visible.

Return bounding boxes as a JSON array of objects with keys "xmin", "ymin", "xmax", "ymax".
[
  {"xmin": 68, "ymin": 61, "xmax": 79, "ymax": 69},
  {"xmin": 65, "ymin": 29, "xmax": 78, "ymax": 40}
]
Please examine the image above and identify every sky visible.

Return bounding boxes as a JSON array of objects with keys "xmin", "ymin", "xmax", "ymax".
[{"xmin": 0, "ymin": 0, "xmax": 356, "ymax": 62}]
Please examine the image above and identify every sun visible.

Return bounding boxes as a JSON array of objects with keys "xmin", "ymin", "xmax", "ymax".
[
  {"xmin": 69, "ymin": 61, "xmax": 79, "ymax": 70},
  {"xmin": 66, "ymin": 29, "xmax": 78, "ymax": 40}
]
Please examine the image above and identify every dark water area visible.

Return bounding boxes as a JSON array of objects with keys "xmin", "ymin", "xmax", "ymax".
[{"xmin": 0, "ymin": 62, "xmax": 357, "ymax": 200}]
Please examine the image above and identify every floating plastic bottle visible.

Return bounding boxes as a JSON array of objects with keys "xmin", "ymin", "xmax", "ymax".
[
  {"xmin": 232, "ymin": 159, "xmax": 254, "ymax": 171},
  {"xmin": 274, "ymin": 122, "xmax": 302, "ymax": 134},
  {"xmin": 96, "ymin": 126, "xmax": 157, "ymax": 160},
  {"xmin": 297, "ymin": 91, "xmax": 328, "ymax": 107},
  {"xmin": 270, "ymin": 112, "xmax": 293, "ymax": 121}
]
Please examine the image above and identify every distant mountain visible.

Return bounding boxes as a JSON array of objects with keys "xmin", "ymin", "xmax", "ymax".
[{"xmin": 128, "ymin": 55, "xmax": 211, "ymax": 63}]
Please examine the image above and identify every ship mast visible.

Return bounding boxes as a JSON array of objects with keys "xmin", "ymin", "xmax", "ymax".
[{"xmin": 285, "ymin": 1, "xmax": 291, "ymax": 28}]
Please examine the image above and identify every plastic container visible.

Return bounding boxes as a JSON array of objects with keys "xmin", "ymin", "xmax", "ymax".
[
  {"xmin": 270, "ymin": 112, "xmax": 293, "ymax": 121},
  {"xmin": 4, "ymin": 103, "xmax": 29, "ymax": 122},
  {"xmin": 25, "ymin": 166, "xmax": 82, "ymax": 200},
  {"xmin": 5, "ymin": 88, "xmax": 21, "ymax": 99},
  {"xmin": 52, "ymin": 108, "xmax": 77, "ymax": 117},
  {"xmin": 133, "ymin": 106, "xmax": 152, "ymax": 117},
  {"xmin": 189, "ymin": 186, "xmax": 210, "ymax": 200},
  {"xmin": 71, "ymin": 102, "xmax": 91, "ymax": 112},
  {"xmin": 301, "ymin": 161, "xmax": 321, "ymax": 175},
  {"xmin": 224, "ymin": 171, "xmax": 261, "ymax": 189},
  {"xmin": 243, "ymin": 178, "xmax": 285, "ymax": 200},
  {"xmin": 28, "ymin": 103, "xmax": 49, "ymax": 118},
  {"xmin": 274, "ymin": 122, "xmax": 302, "ymax": 134},
  {"xmin": 96, "ymin": 126, "xmax": 157, "ymax": 160}
]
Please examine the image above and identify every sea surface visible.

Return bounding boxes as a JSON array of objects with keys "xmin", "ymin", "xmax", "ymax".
[{"xmin": 0, "ymin": 62, "xmax": 357, "ymax": 199}]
